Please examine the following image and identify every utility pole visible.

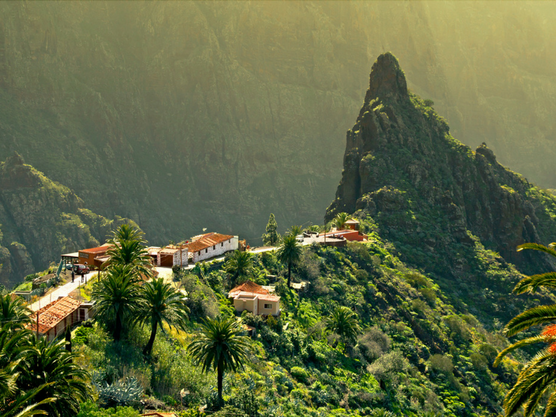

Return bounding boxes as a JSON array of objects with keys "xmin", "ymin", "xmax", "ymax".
[{"xmin": 36, "ymin": 311, "xmax": 39, "ymax": 338}]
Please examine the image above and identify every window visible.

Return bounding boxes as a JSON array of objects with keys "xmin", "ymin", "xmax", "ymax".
[
  {"xmin": 198, "ymin": 251, "xmax": 200, "ymax": 256},
  {"xmin": 205, "ymin": 249, "xmax": 208, "ymax": 253},
  {"xmin": 221, "ymin": 242, "xmax": 224, "ymax": 247},
  {"xmin": 213, "ymin": 245, "xmax": 215, "ymax": 250},
  {"xmin": 264, "ymin": 303, "xmax": 272, "ymax": 309}
]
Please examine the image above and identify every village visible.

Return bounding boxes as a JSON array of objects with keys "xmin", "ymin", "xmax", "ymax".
[{"xmin": 16, "ymin": 220, "xmax": 367, "ymax": 344}]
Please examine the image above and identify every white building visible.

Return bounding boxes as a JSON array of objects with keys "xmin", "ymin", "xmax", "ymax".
[
  {"xmin": 185, "ymin": 233, "xmax": 239, "ymax": 263},
  {"xmin": 148, "ymin": 245, "xmax": 188, "ymax": 267}
]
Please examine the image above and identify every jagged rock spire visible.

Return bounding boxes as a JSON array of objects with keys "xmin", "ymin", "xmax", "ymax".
[{"xmin": 366, "ymin": 52, "xmax": 408, "ymax": 103}]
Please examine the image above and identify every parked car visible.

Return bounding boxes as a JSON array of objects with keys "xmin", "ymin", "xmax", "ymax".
[{"xmin": 73, "ymin": 264, "xmax": 90, "ymax": 274}]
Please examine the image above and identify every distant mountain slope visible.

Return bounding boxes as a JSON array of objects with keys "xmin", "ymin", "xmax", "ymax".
[
  {"xmin": 0, "ymin": 153, "xmax": 136, "ymax": 288},
  {"xmin": 327, "ymin": 53, "xmax": 556, "ymax": 322},
  {"xmin": 1, "ymin": 2, "xmax": 556, "ymax": 244}
]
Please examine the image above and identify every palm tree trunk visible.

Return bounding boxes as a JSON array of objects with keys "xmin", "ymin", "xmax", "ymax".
[
  {"xmin": 217, "ymin": 360, "xmax": 224, "ymax": 406},
  {"xmin": 287, "ymin": 262, "xmax": 292, "ymax": 287},
  {"xmin": 114, "ymin": 312, "xmax": 122, "ymax": 341},
  {"xmin": 143, "ymin": 320, "xmax": 158, "ymax": 356}
]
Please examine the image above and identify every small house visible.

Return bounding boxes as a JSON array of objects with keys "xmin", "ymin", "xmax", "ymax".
[
  {"xmin": 78, "ymin": 244, "xmax": 112, "ymax": 269},
  {"xmin": 29, "ymin": 296, "xmax": 94, "ymax": 341},
  {"xmin": 228, "ymin": 281, "xmax": 280, "ymax": 316},
  {"xmin": 147, "ymin": 245, "xmax": 188, "ymax": 267}
]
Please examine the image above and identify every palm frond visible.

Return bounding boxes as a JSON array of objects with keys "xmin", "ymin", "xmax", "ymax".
[{"xmin": 505, "ymin": 304, "xmax": 556, "ymax": 337}]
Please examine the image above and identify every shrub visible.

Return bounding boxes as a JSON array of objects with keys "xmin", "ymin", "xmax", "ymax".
[
  {"xmin": 290, "ymin": 366, "xmax": 309, "ymax": 384},
  {"xmin": 356, "ymin": 327, "xmax": 391, "ymax": 362},
  {"xmin": 429, "ymin": 354, "xmax": 453, "ymax": 374}
]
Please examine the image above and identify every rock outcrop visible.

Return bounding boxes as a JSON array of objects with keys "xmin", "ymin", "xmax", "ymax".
[
  {"xmin": 327, "ymin": 53, "xmax": 556, "ymax": 292},
  {"xmin": 1, "ymin": 2, "xmax": 556, "ymax": 245}
]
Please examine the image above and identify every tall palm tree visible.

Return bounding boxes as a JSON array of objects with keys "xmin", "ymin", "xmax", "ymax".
[
  {"xmin": 17, "ymin": 336, "xmax": 92, "ymax": 417},
  {"xmin": 0, "ymin": 324, "xmax": 52, "ymax": 417},
  {"xmin": 494, "ymin": 242, "xmax": 556, "ymax": 416},
  {"xmin": 105, "ymin": 238, "xmax": 153, "ymax": 278},
  {"xmin": 91, "ymin": 264, "xmax": 142, "ymax": 341},
  {"xmin": 288, "ymin": 225, "xmax": 303, "ymax": 237},
  {"xmin": 276, "ymin": 233, "xmax": 302, "ymax": 287},
  {"xmin": 334, "ymin": 212, "xmax": 351, "ymax": 230},
  {"xmin": 110, "ymin": 223, "xmax": 145, "ymax": 243},
  {"xmin": 0, "ymin": 292, "xmax": 30, "ymax": 330},
  {"xmin": 187, "ymin": 316, "xmax": 252, "ymax": 405},
  {"xmin": 326, "ymin": 306, "xmax": 361, "ymax": 350},
  {"xmin": 135, "ymin": 278, "xmax": 189, "ymax": 356},
  {"xmin": 224, "ymin": 251, "xmax": 253, "ymax": 288}
]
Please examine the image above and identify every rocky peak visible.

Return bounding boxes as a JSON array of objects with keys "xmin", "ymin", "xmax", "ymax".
[
  {"xmin": 365, "ymin": 52, "xmax": 408, "ymax": 103},
  {"xmin": 327, "ymin": 54, "xmax": 556, "ymax": 279}
]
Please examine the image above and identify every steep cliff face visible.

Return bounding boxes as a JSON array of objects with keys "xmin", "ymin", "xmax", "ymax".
[
  {"xmin": 327, "ymin": 53, "xmax": 556, "ymax": 318},
  {"xmin": 0, "ymin": 2, "xmax": 555, "ymax": 245},
  {"xmin": 0, "ymin": 154, "xmax": 136, "ymax": 288}
]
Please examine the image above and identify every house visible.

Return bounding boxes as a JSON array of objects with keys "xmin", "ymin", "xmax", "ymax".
[
  {"xmin": 29, "ymin": 295, "xmax": 94, "ymax": 341},
  {"xmin": 185, "ymin": 232, "xmax": 239, "ymax": 263},
  {"xmin": 325, "ymin": 229, "xmax": 367, "ymax": 242},
  {"xmin": 148, "ymin": 245, "xmax": 188, "ymax": 267},
  {"xmin": 78, "ymin": 244, "xmax": 112, "ymax": 269},
  {"xmin": 228, "ymin": 281, "xmax": 280, "ymax": 316},
  {"xmin": 345, "ymin": 218, "xmax": 360, "ymax": 230}
]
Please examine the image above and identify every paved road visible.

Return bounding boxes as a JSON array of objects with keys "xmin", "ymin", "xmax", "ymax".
[{"xmin": 28, "ymin": 270, "xmax": 99, "ymax": 312}]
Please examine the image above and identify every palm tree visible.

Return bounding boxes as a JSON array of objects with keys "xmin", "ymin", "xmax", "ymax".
[
  {"xmin": 276, "ymin": 233, "xmax": 302, "ymax": 287},
  {"xmin": 326, "ymin": 306, "xmax": 361, "ymax": 350},
  {"xmin": 187, "ymin": 316, "xmax": 252, "ymax": 405},
  {"xmin": 135, "ymin": 278, "xmax": 189, "ymax": 356},
  {"xmin": 91, "ymin": 264, "xmax": 142, "ymax": 341},
  {"xmin": 224, "ymin": 251, "xmax": 253, "ymax": 288},
  {"xmin": 288, "ymin": 225, "xmax": 303, "ymax": 237},
  {"xmin": 17, "ymin": 336, "xmax": 92, "ymax": 417},
  {"xmin": 493, "ymin": 242, "xmax": 556, "ymax": 416},
  {"xmin": 105, "ymin": 238, "xmax": 153, "ymax": 278},
  {"xmin": 334, "ymin": 212, "xmax": 351, "ymax": 230},
  {"xmin": 0, "ymin": 291, "xmax": 30, "ymax": 330},
  {"xmin": 110, "ymin": 223, "xmax": 145, "ymax": 243},
  {"xmin": 0, "ymin": 325, "xmax": 51, "ymax": 417}
]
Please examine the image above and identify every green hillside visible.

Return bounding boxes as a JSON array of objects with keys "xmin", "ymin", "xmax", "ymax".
[{"xmin": 0, "ymin": 153, "xmax": 137, "ymax": 287}]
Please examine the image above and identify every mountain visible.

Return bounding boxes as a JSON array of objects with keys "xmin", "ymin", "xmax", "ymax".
[
  {"xmin": 326, "ymin": 52, "xmax": 556, "ymax": 324},
  {"xmin": 0, "ymin": 153, "xmax": 136, "ymax": 288},
  {"xmin": 1, "ymin": 2, "xmax": 556, "ymax": 245}
]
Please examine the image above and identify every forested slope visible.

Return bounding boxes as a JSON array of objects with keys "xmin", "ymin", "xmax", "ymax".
[{"xmin": 1, "ymin": 2, "xmax": 556, "ymax": 245}]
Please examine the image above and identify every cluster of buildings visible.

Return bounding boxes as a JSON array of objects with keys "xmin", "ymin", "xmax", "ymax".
[{"xmin": 62, "ymin": 232, "xmax": 241, "ymax": 270}]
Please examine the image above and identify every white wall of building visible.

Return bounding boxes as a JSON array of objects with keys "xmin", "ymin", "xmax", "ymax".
[{"xmin": 192, "ymin": 236, "xmax": 239, "ymax": 263}]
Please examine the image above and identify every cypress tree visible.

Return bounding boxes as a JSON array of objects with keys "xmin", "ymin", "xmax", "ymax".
[{"xmin": 262, "ymin": 213, "xmax": 281, "ymax": 246}]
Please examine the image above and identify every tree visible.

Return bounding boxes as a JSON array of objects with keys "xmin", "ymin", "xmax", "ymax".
[
  {"xmin": 0, "ymin": 325, "xmax": 54, "ymax": 417},
  {"xmin": 334, "ymin": 212, "xmax": 351, "ymax": 230},
  {"xmin": 494, "ymin": 242, "xmax": 556, "ymax": 416},
  {"xmin": 326, "ymin": 306, "xmax": 361, "ymax": 350},
  {"xmin": 0, "ymin": 291, "xmax": 30, "ymax": 330},
  {"xmin": 262, "ymin": 213, "xmax": 281, "ymax": 246},
  {"xmin": 16, "ymin": 336, "xmax": 92, "ymax": 417},
  {"xmin": 135, "ymin": 278, "xmax": 189, "ymax": 356},
  {"xmin": 288, "ymin": 225, "xmax": 303, "ymax": 237},
  {"xmin": 91, "ymin": 265, "xmax": 141, "ymax": 341},
  {"xmin": 104, "ymin": 224, "xmax": 152, "ymax": 279},
  {"xmin": 187, "ymin": 316, "xmax": 252, "ymax": 405},
  {"xmin": 223, "ymin": 251, "xmax": 253, "ymax": 288},
  {"xmin": 276, "ymin": 233, "xmax": 302, "ymax": 287}
]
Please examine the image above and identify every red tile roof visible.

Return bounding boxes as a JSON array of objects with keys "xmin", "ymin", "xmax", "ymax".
[
  {"xmin": 79, "ymin": 244, "xmax": 112, "ymax": 254},
  {"xmin": 229, "ymin": 281, "xmax": 269, "ymax": 296},
  {"xmin": 29, "ymin": 296, "xmax": 82, "ymax": 334},
  {"xmin": 185, "ymin": 233, "xmax": 233, "ymax": 253}
]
